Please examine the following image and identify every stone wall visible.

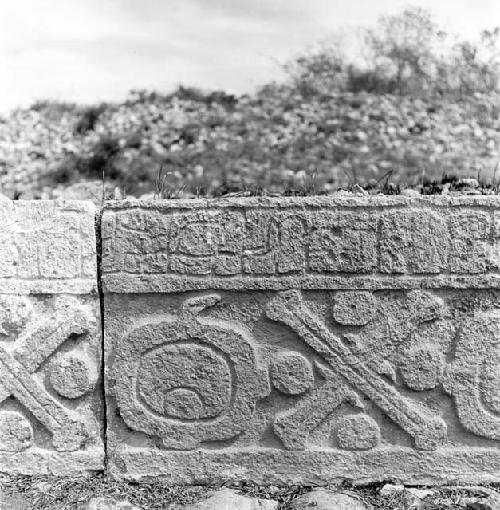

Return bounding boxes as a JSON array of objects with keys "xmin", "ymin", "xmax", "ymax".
[{"xmin": 3, "ymin": 196, "xmax": 500, "ymax": 484}]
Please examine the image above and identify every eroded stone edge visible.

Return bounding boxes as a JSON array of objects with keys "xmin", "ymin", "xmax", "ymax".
[
  {"xmin": 103, "ymin": 195, "xmax": 500, "ymax": 210},
  {"xmin": 0, "ymin": 449, "xmax": 104, "ymax": 476},
  {"xmin": 107, "ymin": 448, "xmax": 500, "ymax": 485}
]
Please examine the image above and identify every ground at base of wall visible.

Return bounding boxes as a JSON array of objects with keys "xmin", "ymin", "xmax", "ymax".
[{"xmin": 1, "ymin": 475, "xmax": 500, "ymax": 510}]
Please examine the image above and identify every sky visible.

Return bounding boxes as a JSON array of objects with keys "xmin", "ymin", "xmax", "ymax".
[{"xmin": 0, "ymin": 0, "xmax": 499, "ymax": 112}]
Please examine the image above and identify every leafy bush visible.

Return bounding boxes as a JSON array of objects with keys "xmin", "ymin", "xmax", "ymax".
[
  {"xmin": 74, "ymin": 104, "xmax": 107, "ymax": 134},
  {"xmin": 286, "ymin": 6, "xmax": 500, "ymax": 97},
  {"xmin": 366, "ymin": 7, "xmax": 444, "ymax": 95},
  {"xmin": 445, "ymin": 28, "xmax": 500, "ymax": 96},
  {"xmin": 52, "ymin": 135, "xmax": 121, "ymax": 183},
  {"xmin": 127, "ymin": 86, "xmax": 238, "ymax": 108}
]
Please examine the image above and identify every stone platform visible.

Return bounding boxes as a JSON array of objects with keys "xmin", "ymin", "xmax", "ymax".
[{"xmin": 100, "ymin": 196, "xmax": 500, "ymax": 484}]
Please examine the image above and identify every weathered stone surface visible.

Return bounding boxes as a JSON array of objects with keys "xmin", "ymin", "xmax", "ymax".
[
  {"xmin": 0, "ymin": 201, "xmax": 97, "ymax": 294},
  {"xmin": 290, "ymin": 489, "xmax": 367, "ymax": 510},
  {"xmin": 101, "ymin": 196, "xmax": 500, "ymax": 293},
  {"xmin": 335, "ymin": 414, "xmax": 380, "ymax": 450},
  {"xmin": 0, "ymin": 201, "xmax": 102, "ymax": 475},
  {"xmin": 182, "ymin": 489, "xmax": 278, "ymax": 510},
  {"xmin": 102, "ymin": 197, "xmax": 500, "ymax": 484}
]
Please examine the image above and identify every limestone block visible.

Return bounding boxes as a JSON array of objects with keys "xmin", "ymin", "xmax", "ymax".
[
  {"xmin": 290, "ymin": 489, "xmax": 368, "ymax": 510},
  {"xmin": 0, "ymin": 201, "xmax": 103, "ymax": 475},
  {"xmin": 102, "ymin": 197, "xmax": 500, "ymax": 484}
]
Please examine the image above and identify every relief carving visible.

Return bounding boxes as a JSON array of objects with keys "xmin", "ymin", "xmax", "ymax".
[
  {"xmin": 110, "ymin": 288, "xmax": 500, "ymax": 456},
  {"xmin": 103, "ymin": 205, "xmax": 500, "ymax": 283},
  {"xmin": 102, "ymin": 201, "xmax": 500, "ymax": 483},
  {"xmin": 266, "ymin": 290, "xmax": 447, "ymax": 451},
  {"xmin": 112, "ymin": 294, "xmax": 269, "ymax": 450},
  {"xmin": 0, "ymin": 296, "xmax": 98, "ymax": 453},
  {"xmin": 443, "ymin": 312, "xmax": 500, "ymax": 439}
]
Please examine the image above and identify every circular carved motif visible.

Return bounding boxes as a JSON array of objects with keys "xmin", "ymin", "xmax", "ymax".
[
  {"xmin": 270, "ymin": 352, "xmax": 314, "ymax": 395},
  {"xmin": 0, "ymin": 410, "xmax": 34, "ymax": 452},
  {"xmin": 335, "ymin": 414, "xmax": 380, "ymax": 450},
  {"xmin": 50, "ymin": 353, "xmax": 97, "ymax": 399},
  {"xmin": 113, "ymin": 311, "xmax": 268, "ymax": 450},
  {"xmin": 138, "ymin": 342, "xmax": 232, "ymax": 420}
]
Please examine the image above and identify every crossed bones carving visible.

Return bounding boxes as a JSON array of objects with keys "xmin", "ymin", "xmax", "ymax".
[
  {"xmin": 0, "ymin": 297, "xmax": 93, "ymax": 451},
  {"xmin": 266, "ymin": 290, "xmax": 447, "ymax": 451}
]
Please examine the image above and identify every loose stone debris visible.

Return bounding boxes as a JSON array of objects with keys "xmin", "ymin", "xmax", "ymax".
[
  {"xmin": 378, "ymin": 484, "xmax": 436, "ymax": 509},
  {"xmin": 3, "ymin": 474, "xmax": 500, "ymax": 509},
  {"xmin": 290, "ymin": 488, "xmax": 368, "ymax": 509},
  {"xmin": 86, "ymin": 497, "xmax": 144, "ymax": 510},
  {"xmin": 182, "ymin": 488, "xmax": 278, "ymax": 510},
  {"xmin": 379, "ymin": 484, "xmax": 406, "ymax": 496}
]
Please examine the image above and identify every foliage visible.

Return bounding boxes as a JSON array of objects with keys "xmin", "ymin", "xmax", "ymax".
[
  {"xmin": 1, "ymin": 85, "xmax": 498, "ymax": 200},
  {"xmin": 366, "ymin": 6, "xmax": 444, "ymax": 95},
  {"xmin": 74, "ymin": 104, "xmax": 108, "ymax": 134},
  {"xmin": 287, "ymin": 6, "xmax": 500, "ymax": 97},
  {"xmin": 52, "ymin": 135, "xmax": 121, "ymax": 184},
  {"xmin": 0, "ymin": 7, "xmax": 499, "ymax": 200},
  {"xmin": 446, "ymin": 28, "xmax": 500, "ymax": 96}
]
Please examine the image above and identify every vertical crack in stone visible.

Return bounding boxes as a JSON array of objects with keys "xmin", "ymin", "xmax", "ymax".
[{"xmin": 95, "ymin": 206, "xmax": 108, "ymax": 471}]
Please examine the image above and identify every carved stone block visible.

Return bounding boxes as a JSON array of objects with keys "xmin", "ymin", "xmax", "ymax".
[
  {"xmin": 0, "ymin": 201, "xmax": 103, "ymax": 475},
  {"xmin": 102, "ymin": 197, "xmax": 500, "ymax": 484}
]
